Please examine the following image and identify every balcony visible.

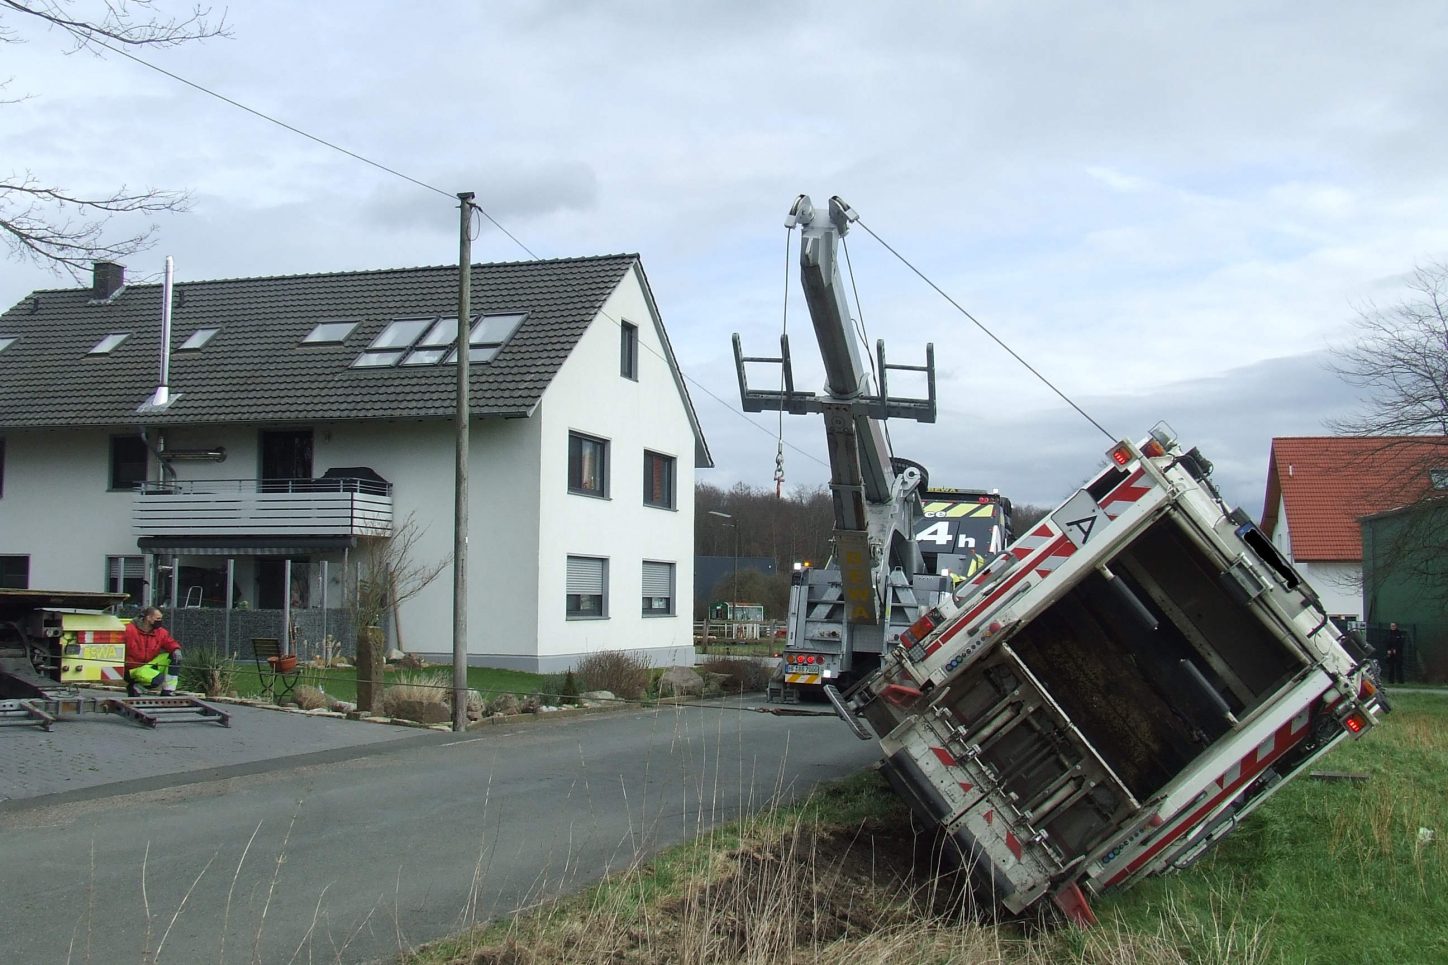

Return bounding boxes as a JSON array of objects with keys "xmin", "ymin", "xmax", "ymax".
[{"xmin": 132, "ymin": 477, "xmax": 393, "ymax": 540}]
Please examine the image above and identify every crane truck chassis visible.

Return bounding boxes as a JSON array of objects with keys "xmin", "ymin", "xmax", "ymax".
[{"xmin": 833, "ymin": 426, "xmax": 1387, "ymax": 924}]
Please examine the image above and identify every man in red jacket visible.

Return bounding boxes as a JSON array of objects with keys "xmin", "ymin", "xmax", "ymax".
[{"xmin": 124, "ymin": 607, "xmax": 183, "ymax": 697}]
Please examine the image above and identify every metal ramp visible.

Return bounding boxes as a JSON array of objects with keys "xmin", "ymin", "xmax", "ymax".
[
  {"xmin": 0, "ymin": 670, "xmax": 230, "ymax": 730},
  {"xmin": 103, "ymin": 695, "xmax": 231, "ymax": 728}
]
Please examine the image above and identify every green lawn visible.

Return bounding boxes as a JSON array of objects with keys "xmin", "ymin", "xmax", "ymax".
[
  {"xmin": 225, "ymin": 662, "xmax": 550, "ymax": 705},
  {"xmin": 1079, "ymin": 690, "xmax": 1448, "ymax": 963}
]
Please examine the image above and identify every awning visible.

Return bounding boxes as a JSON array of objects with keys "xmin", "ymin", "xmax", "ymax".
[{"xmin": 137, "ymin": 536, "xmax": 357, "ymax": 557}]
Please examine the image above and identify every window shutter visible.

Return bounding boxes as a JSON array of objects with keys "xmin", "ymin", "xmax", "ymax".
[
  {"xmin": 567, "ymin": 557, "xmax": 605, "ymax": 594},
  {"xmin": 109, "ymin": 556, "xmax": 144, "ymax": 581},
  {"xmin": 642, "ymin": 561, "xmax": 672, "ymax": 596}
]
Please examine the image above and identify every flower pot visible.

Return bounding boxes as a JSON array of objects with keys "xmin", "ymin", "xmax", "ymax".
[{"xmin": 268, "ymin": 654, "xmax": 298, "ymax": 673}]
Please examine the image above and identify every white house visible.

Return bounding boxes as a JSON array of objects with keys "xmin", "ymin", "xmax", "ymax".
[{"xmin": 0, "ymin": 257, "xmax": 711, "ymax": 672}]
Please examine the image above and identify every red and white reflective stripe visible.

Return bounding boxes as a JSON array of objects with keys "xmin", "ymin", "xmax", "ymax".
[
  {"xmin": 928, "ymin": 746, "xmax": 977, "ymax": 795},
  {"xmin": 1103, "ymin": 708, "xmax": 1312, "ymax": 887},
  {"xmin": 1098, "ymin": 469, "xmax": 1152, "ymax": 519},
  {"xmin": 100, "ymin": 665, "xmax": 124, "ymax": 681},
  {"xmin": 924, "ymin": 529, "xmax": 1075, "ymax": 658}
]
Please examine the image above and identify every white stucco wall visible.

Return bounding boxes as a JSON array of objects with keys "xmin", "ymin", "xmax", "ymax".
[
  {"xmin": 0, "ymin": 428, "xmax": 141, "ymax": 589},
  {"xmin": 532, "ymin": 267, "xmax": 697, "ymax": 670},
  {"xmin": 1295, "ymin": 560, "xmax": 1363, "ymax": 620},
  {"xmin": 318, "ymin": 417, "xmax": 543, "ymax": 662}
]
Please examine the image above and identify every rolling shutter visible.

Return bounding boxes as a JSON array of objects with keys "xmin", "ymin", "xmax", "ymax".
[
  {"xmin": 642, "ymin": 561, "xmax": 673, "ymax": 597},
  {"xmin": 567, "ymin": 556, "xmax": 605, "ymax": 594}
]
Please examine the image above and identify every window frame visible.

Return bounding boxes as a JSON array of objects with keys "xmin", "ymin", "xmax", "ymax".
[
  {"xmin": 88, "ymin": 332, "xmax": 129, "ymax": 355},
  {"xmin": 109, "ymin": 434, "xmax": 148, "ymax": 491},
  {"xmin": 643, "ymin": 450, "xmax": 676, "ymax": 509},
  {"xmin": 566, "ymin": 555, "xmax": 609, "ymax": 619},
  {"xmin": 641, "ymin": 560, "xmax": 675, "ymax": 617},
  {"xmin": 105, "ymin": 555, "xmax": 146, "ymax": 602},
  {"xmin": 0, "ymin": 437, "xmax": 5, "ymax": 498},
  {"xmin": 568, "ymin": 431, "xmax": 610, "ymax": 498},
  {"xmin": 0, "ymin": 554, "xmax": 30, "ymax": 590},
  {"xmin": 302, "ymin": 320, "xmax": 360, "ymax": 345},
  {"xmin": 177, "ymin": 328, "xmax": 220, "ymax": 351},
  {"xmin": 620, "ymin": 321, "xmax": 638, "ymax": 380}
]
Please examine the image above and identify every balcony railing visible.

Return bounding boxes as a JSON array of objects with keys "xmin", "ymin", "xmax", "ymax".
[{"xmin": 133, "ymin": 477, "xmax": 393, "ymax": 539}]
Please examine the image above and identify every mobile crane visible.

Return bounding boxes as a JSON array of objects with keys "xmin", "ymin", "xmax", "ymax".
[{"xmin": 733, "ymin": 194, "xmax": 965, "ymax": 700}]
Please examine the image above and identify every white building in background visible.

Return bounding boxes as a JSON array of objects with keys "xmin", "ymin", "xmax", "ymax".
[{"xmin": 0, "ymin": 256, "xmax": 711, "ymax": 672}]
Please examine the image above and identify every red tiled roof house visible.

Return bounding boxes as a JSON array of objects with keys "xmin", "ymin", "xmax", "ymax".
[{"xmin": 1260, "ymin": 436, "xmax": 1443, "ymax": 620}]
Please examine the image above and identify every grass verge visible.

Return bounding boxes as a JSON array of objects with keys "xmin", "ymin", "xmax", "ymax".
[
  {"xmin": 225, "ymin": 663, "xmax": 547, "ymax": 705},
  {"xmin": 404, "ymin": 692, "xmax": 1448, "ymax": 964}
]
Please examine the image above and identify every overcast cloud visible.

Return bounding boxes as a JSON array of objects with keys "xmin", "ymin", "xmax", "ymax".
[{"xmin": 2, "ymin": 1, "xmax": 1444, "ymax": 518}]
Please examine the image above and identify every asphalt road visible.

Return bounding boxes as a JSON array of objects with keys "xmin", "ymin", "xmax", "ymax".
[{"xmin": 0, "ymin": 699, "xmax": 879, "ymax": 964}]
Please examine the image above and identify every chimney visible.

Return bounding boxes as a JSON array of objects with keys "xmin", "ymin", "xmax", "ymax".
[{"xmin": 92, "ymin": 261, "xmax": 125, "ymax": 300}]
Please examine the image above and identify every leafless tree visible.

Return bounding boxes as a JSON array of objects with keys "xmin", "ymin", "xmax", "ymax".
[
  {"xmin": 1328, "ymin": 263, "xmax": 1448, "ymax": 613},
  {"xmin": 0, "ymin": 2, "xmax": 226, "ymax": 275},
  {"xmin": 352, "ymin": 514, "xmax": 451, "ymax": 635}
]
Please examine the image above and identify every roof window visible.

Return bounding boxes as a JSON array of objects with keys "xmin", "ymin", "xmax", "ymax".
[
  {"xmin": 88, "ymin": 333, "xmax": 129, "ymax": 355},
  {"xmin": 177, "ymin": 328, "xmax": 219, "ymax": 351},
  {"xmin": 444, "ymin": 313, "xmax": 528, "ymax": 364},
  {"xmin": 354, "ymin": 312, "xmax": 527, "ymax": 368},
  {"xmin": 0, "ymin": 336, "xmax": 15, "ymax": 354},
  {"xmin": 302, "ymin": 320, "xmax": 359, "ymax": 345}
]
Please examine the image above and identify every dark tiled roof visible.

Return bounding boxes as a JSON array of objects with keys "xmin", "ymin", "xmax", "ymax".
[
  {"xmin": 1260, "ymin": 435, "xmax": 1448, "ymax": 560},
  {"xmin": 0, "ymin": 256, "xmax": 639, "ymax": 427}
]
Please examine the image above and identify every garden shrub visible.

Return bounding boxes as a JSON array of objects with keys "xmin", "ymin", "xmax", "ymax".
[
  {"xmin": 574, "ymin": 650, "xmax": 650, "ymax": 700},
  {"xmin": 697, "ymin": 656, "xmax": 772, "ymax": 694}
]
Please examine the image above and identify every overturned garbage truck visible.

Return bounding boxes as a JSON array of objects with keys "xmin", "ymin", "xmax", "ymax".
[
  {"xmin": 738, "ymin": 194, "xmax": 1387, "ymax": 925},
  {"xmin": 837, "ymin": 427, "xmax": 1387, "ymax": 925}
]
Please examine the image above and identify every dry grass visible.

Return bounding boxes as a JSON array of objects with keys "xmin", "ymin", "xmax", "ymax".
[
  {"xmin": 574, "ymin": 650, "xmax": 651, "ymax": 700},
  {"xmin": 383, "ymin": 669, "xmax": 450, "ymax": 716},
  {"xmin": 407, "ymin": 788, "xmax": 1279, "ymax": 965},
  {"xmin": 290, "ymin": 684, "xmax": 330, "ymax": 711}
]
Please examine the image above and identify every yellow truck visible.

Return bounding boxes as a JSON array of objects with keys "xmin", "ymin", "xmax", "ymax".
[{"xmin": 0, "ymin": 589, "xmax": 131, "ymax": 685}]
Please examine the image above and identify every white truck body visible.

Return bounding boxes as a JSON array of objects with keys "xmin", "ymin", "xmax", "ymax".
[{"xmin": 839, "ymin": 430, "xmax": 1387, "ymax": 924}]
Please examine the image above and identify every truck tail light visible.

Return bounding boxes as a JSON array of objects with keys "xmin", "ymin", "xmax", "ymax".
[
  {"xmin": 1109, "ymin": 443, "xmax": 1132, "ymax": 466},
  {"xmin": 1344, "ymin": 712, "xmax": 1368, "ymax": 734},
  {"xmin": 1359, "ymin": 679, "xmax": 1377, "ymax": 700},
  {"xmin": 900, "ymin": 611, "xmax": 939, "ymax": 649}
]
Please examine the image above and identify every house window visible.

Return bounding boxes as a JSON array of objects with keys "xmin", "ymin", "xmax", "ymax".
[
  {"xmin": 643, "ymin": 450, "xmax": 675, "ymax": 509},
  {"xmin": 177, "ymin": 328, "xmax": 219, "ymax": 350},
  {"xmin": 106, "ymin": 556, "xmax": 145, "ymax": 602},
  {"xmin": 568, "ymin": 432, "xmax": 609, "ymax": 497},
  {"xmin": 621, "ymin": 321, "xmax": 638, "ymax": 380},
  {"xmin": 566, "ymin": 555, "xmax": 608, "ymax": 618},
  {"xmin": 109, "ymin": 435, "xmax": 148, "ymax": 491},
  {"xmin": 0, "ymin": 336, "xmax": 16, "ymax": 353},
  {"xmin": 303, "ymin": 320, "xmax": 359, "ymax": 344},
  {"xmin": 88, "ymin": 333, "xmax": 129, "ymax": 355},
  {"xmin": 0, "ymin": 555, "xmax": 29, "ymax": 589},
  {"xmin": 642, "ymin": 561, "xmax": 675, "ymax": 616}
]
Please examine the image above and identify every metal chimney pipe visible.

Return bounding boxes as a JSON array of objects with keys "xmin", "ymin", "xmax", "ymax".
[{"xmin": 155, "ymin": 256, "xmax": 173, "ymax": 407}]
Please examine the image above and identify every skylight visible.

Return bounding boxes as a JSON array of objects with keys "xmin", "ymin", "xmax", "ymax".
[
  {"xmin": 302, "ymin": 320, "xmax": 359, "ymax": 344},
  {"xmin": 88, "ymin": 333, "xmax": 129, "ymax": 355},
  {"xmin": 0, "ymin": 336, "xmax": 15, "ymax": 354},
  {"xmin": 178, "ymin": 328, "xmax": 219, "ymax": 350},
  {"xmin": 352, "ymin": 312, "xmax": 527, "ymax": 368},
  {"xmin": 444, "ymin": 313, "xmax": 528, "ymax": 364}
]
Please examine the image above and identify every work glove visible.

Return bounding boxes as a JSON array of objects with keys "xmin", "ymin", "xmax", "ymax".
[{"xmin": 169, "ymin": 649, "xmax": 183, "ymax": 667}]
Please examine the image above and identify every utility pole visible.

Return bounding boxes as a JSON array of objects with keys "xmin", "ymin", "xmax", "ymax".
[{"xmin": 452, "ymin": 192, "xmax": 474, "ymax": 733}]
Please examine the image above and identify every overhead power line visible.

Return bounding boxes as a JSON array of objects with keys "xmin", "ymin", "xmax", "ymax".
[{"xmin": 56, "ymin": 32, "xmax": 832, "ymax": 474}]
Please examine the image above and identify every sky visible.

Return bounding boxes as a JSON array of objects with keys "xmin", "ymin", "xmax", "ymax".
[{"xmin": 4, "ymin": 1, "xmax": 1446, "ymax": 516}]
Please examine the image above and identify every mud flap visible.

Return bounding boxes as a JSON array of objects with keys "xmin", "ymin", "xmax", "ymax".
[
  {"xmin": 823, "ymin": 683, "xmax": 871, "ymax": 740},
  {"xmin": 1052, "ymin": 881, "xmax": 1098, "ymax": 928}
]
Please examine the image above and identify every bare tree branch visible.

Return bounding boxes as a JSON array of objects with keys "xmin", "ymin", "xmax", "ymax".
[
  {"xmin": 1328, "ymin": 263, "xmax": 1448, "ymax": 608},
  {"xmin": 0, "ymin": 2, "xmax": 226, "ymax": 276}
]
